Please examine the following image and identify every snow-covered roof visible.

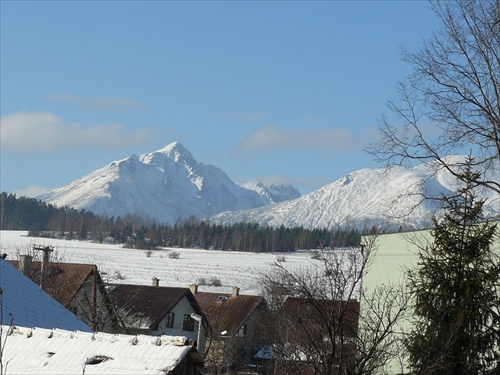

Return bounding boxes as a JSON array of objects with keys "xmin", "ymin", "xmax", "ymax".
[
  {"xmin": 0, "ymin": 326, "xmax": 202, "ymax": 374},
  {"xmin": 0, "ymin": 259, "xmax": 91, "ymax": 332}
]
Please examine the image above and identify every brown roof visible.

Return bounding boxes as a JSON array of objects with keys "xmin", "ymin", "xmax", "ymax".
[
  {"xmin": 8, "ymin": 260, "xmax": 96, "ymax": 307},
  {"xmin": 107, "ymin": 284, "xmax": 202, "ymax": 330},
  {"xmin": 194, "ymin": 292, "xmax": 264, "ymax": 337},
  {"xmin": 282, "ymin": 297, "xmax": 360, "ymax": 337}
]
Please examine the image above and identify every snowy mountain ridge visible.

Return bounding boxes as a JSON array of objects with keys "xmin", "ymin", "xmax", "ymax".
[
  {"xmin": 37, "ymin": 142, "xmax": 300, "ymax": 224},
  {"xmin": 241, "ymin": 181, "xmax": 301, "ymax": 204},
  {"xmin": 210, "ymin": 156, "xmax": 500, "ymax": 231},
  {"xmin": 38, "ymin": 143, "xmax": 499, "ymax": 230}
]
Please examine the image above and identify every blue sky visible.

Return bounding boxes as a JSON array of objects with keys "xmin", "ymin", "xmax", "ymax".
[{"xmin": 1, "ymin": 1, "xmax": 439, "ymax": 196}]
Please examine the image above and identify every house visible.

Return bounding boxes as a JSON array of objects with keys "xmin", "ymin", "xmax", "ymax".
[
  {"xmin": 0, "ymin": 258, "xmax": 91, "ymax": 332},
  {"xmin": 282, "ymin": 296, "xmax": 360, "ymax": 339},
  {"xmin": 191, "ymin": 284, "xmax": 266, "ymax": 372},
  {"xmin": 8, "ymin": 253, "xmax": 113, "ymax": 332},
  {"xmin": 106, "ymin": 280, "xmax": 204, "ymax": 345},
  {"xmin": 254, "ymin": 296, "xmax": 360, "ymax": 375},
  {"xmin": 0, "ymin": 325, "xmax": 206, "ymax": 374}
]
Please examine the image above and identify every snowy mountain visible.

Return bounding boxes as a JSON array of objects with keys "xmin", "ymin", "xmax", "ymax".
[
  {"xmin": 38, "ymin": 142, "xmax": 298, "ymax": 224},
  {"xmin": 37, "ymin": 145, "xmax": 499, "ymax": 230},
  {"xmin": 241, "ymin": 181, "xmax": 301, "ymax": 203},
  {"xmin": 210, "ymin": 156, "xmax": 500, "ymax": 231}
]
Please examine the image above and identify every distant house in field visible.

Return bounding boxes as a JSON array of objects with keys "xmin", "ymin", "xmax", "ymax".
[
  {"xmin": 191, "ymin": 284, "xmax": 266, "ymax": 372},
  {"xmin": 8, "ymin": 253, "xmax": 113, "ymax": 332},
  {"xmin": 0, "ymin": 325, "xmax": 206, "ymax": 375},
  {"xmin": 0, "ymin": 258, "xmax": 91, "ymax": 332},
  {"xmin": 106, "ymin": 281, "xmax": 204, "ymax": 345}
]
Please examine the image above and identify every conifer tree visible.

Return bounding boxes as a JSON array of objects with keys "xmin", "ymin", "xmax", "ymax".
[{"xmin": 406, "ymin": 159, "xmax": 500, "ymax": 374}]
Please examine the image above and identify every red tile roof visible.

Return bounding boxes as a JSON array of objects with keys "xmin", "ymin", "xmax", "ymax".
[
  {"xmin": 8, "ymin": 260, "xmax": 97, "ymax": 307},
  {"xmin": 282, "ymin": 297, "xmax": 360, "ymax": 337},
  {"xmin": 194, "ymin": 291, "xmax": 264, "ymax": 337}
]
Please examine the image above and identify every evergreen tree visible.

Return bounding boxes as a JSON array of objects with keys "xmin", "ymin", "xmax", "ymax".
[{"xmin": 406, "ymin": 160, "xmax": 500, "ymax": 374}]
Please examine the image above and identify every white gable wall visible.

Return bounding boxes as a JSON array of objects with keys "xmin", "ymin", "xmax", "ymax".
[{"xmin": 154, "ymin": 296, "xmax": 199, "ymax": 342}]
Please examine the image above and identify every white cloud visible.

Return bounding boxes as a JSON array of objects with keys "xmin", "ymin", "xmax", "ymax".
[
  {"xmin": 14, "ymin": 185, "xmax": 49, "ymax": 198},
  {"xmin": 47, "ymin": 93, "xmax": 145, "ymax": 111},
  {"xmin": 234, "ymin": 125, "xmax": 367, "ymax": 155},
  {"xmin": 0, "ymin": 111, "xmax": 153, "ymax": 153}
]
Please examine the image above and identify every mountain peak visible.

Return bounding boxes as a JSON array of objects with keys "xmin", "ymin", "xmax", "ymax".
[
  {"xmin": 157, "ymin": 141, "xmax": 189, "ymax": 154},
  {"xmin": 155, "ymin": 141, "xmax": 193, "ymax": 161},
  {"xmin": 241, "ymin": 181, "xmax": 301, "ymax": 204},
  {"xmin": 38, "ymin": 141, "xmax": 293, "ymax": 224}
]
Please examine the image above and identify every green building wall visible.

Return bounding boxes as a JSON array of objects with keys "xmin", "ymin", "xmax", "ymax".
[{"xmin": 361, "ymin": 223, "xmax": 500, "ymax": 374}]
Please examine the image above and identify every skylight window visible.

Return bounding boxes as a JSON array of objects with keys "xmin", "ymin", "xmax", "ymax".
[{"xmin": 85, "ymin": 355, "xmax": 113, "ymax": 365}]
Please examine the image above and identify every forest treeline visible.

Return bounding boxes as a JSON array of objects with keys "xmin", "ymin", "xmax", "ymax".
[{"xmin": 0, "ymin": 192, "xmax": 361, "ymax": 252}]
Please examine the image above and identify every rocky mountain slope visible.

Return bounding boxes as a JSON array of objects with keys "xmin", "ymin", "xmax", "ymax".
[{"xmin": 241, "ymin": 181, "xmax": 301, "ymax": 203}]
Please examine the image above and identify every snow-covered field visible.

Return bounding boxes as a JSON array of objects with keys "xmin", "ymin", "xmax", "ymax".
[{"xmin": 0, "ymin": 231, "xmax": 318, "ymax": 295}]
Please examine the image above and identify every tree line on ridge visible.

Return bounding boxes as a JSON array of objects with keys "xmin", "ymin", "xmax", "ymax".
[{"xmin": 0, "ymin": 192, "xmax": 361, "ymax": 252}]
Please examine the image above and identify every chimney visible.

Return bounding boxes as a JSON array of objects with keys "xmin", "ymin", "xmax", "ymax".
[
  {"xmin": 19, "ymin": 255, "xmax": 33, "ymax": 276},
  {"xmin": 41, "ymin": 247, "xmax": 52, "ymax": 272},
  {"xmin": 232, "ymin": 287, "xmax": 240, "ymax": 297},
  {"xmin": 34, "ymin": 245, "xmax": 53, "ymax": 289},
  {"xmin": 189, "ymin": 283, "xmax": 198, "ymax": 294},
  {"xmin": 152, "ymin": 277, "xmax": 160, "ymax": 287}
]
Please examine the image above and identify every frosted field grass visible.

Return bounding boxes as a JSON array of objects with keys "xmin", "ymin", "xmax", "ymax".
[{"xmin": 0, "ymin": 231, "xmax": 317, "ymax": 295}]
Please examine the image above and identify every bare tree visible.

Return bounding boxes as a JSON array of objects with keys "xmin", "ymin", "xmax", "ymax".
[
  {"xmin": 201, "ymin": 310, "xmax": 239, "ymax": 375},
  {"xmin": 368, "ymin": 0, "xmax": 500, "ymax": 195},
  {"xmin": 199, "ymin": 297, "xmax": 267, "ymax": 374},
  {"xmin": 259, "ymin": 236, "xmax": 410, "ymax": 375}
]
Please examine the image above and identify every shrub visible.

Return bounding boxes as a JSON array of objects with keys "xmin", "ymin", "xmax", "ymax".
[
  {"xmin": 169, "ymin": 251, "xmax": 180, "ymax": 259},
  {"xmin": 209, "ymin": 277, "xmax": 222, "ymax": 287},
  {"xmin": 311, "ymin": 251, "xmax": 322, "ymax": 260},
  {"xmin": 276, "ymin": 255, "xmax": 286, "ymax": 262}
]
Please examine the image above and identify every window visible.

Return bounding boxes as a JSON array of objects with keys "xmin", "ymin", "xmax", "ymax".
[
  {"xmin": 183, "ymin": 314, "xmax": 195, "ymax": 331},
  {"xmin": 165, "ymin": 312, "xmax": 174, "ymax": 328},
  {"xmin": 236, "ymin": 324, "xmax": 247, "ymax": 338}
]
